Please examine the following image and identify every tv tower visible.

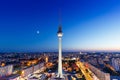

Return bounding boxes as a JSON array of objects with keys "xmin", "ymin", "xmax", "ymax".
[{"xmin": 57, "ymin": 25, "xmax": 63, "ymax": 78}]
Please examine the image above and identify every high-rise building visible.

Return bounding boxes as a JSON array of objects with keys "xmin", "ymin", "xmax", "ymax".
[
  {"xmin": 112, "ymin": 58, "xmax": 120, "ymax": 71},
  {"xmin": 88, "ymin": 63, "xmax": 110, "ymax": 80},
  {"xmin": 0, "ymin": 65, "xmax": 13, "ymax": 77}
]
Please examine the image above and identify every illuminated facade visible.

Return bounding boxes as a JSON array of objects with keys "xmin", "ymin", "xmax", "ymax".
[
  {"xmin": 112, "ymin": 58, "xmax": 120, "ymax": 71},
  {"xmin": 88, "ymin": 63, "xmax": 110, "ymax": 80},
  {"xmin": 21, "ymin": 63, "xmax": 44, "ymax": 78},
  {"xmin": 0, "ymin": 65, "xmax": 13, "ymax": 77}
]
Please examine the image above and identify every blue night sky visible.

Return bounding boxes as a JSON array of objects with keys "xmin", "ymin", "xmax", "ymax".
[{"xmin": 0, "ymin": 0, "xmax": 120, "ymax": 52}]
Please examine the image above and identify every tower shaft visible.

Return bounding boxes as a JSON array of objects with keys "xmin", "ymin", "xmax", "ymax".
[{"xmin": 58, "ymin": 37, "xmax": 63, "ymax": 78}]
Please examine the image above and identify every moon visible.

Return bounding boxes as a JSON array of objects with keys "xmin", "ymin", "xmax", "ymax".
[{"xmin": 37, "ymin": 30, "xmax": 40, "ymax": 34}]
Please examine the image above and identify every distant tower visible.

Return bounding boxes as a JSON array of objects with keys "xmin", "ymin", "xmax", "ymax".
[{"xmin": 57, "ymin": 25, "xmax": 63, "ymax": 78}]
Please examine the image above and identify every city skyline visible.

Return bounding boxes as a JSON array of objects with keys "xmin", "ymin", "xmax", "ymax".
[{"xmin": 0, "ymin": 0, "xmax": 120, "ymax": 52}]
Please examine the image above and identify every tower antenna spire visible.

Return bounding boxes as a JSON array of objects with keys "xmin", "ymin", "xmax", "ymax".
[{"xmin": 59, "ymin": 8, "xmax": 62, "ymax": 26}]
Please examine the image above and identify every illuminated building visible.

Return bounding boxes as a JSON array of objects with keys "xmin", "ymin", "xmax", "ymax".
[
  {"xmin": 112, "ymin": 58, "xmax": 120, "ymax": 71},
  {"xmin": 88, "ymin": 63, "xmax": 110, "ymax": 80},
  {"xmin": 46, "ymin": 56, "xmax": 48, "ymax": 63},
  {"xmin": 21, "ymin": 63, "xmax": 44, "ymax": 78},
  {"xmin": 0, "ymin": 65, "xmax": 13, "ymax": 77}
]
